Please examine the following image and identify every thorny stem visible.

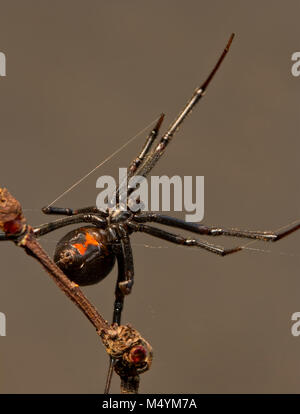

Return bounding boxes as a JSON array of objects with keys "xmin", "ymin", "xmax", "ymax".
[{"xmin": 0, "ymin": 188, "xmax": 152, "ymax": 394}]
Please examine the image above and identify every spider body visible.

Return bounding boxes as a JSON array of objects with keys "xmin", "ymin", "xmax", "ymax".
[{"xmin": 54, "ymin": 226, "xmax": 116, "ymax": 286}]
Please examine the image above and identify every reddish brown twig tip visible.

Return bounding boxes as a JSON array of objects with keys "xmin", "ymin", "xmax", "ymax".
[
  {"xmin": 201, "ymin": 33, "xmax": 235, "ymax": 92},
  {"xmin": 102, "ymin": 324, "xmax": 152, "ymax": 374},
  {"xmin": 102, "ymin": 324, "xmax": 153, "ymax": 394},
  {"xmin": 0, "ymin": 188, "xmax": 26, "ymax": 234},
  {"xmin": 155, "ymin": 113, "xmax": 165, "ymax": 132}
]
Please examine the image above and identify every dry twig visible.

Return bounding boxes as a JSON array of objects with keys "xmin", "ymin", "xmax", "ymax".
[{"xmin": 0, "ymin": 188, "xmax": 152, "ymax": 393}]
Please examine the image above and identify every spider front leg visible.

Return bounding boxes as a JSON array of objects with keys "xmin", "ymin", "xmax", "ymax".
[
  {"xmin": 126, "ymin": 114, "xmax": 165, "ymax": 180},
  {"xmin": 130, "ymin": 34, "xmax": 234, "ymax": 181},
  {"xmin": 115, "ymin": 113, "xmax": 165, "ymax": 203}
]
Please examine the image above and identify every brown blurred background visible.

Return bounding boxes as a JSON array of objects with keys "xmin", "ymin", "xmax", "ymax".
[{"xmin": 0, "ymin": 0, "xmax": 299, "ymax": 394}]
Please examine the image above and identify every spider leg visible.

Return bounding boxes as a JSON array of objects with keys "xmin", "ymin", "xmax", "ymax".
[
  {"xmin": 104, "ymin": 235, "xmax": 134, "ymax": 394},
  {"xmin": 33, "ymin": 214, "xmax": 106, "ymax": 237},
  {"xmin": 42, "ymin": 206, "xmax": 107, "ymax": 216},
  {"xmin": 115, "ymin": 113, "xmax": 165, "ymax": 203},
  {"xmin": 42, "ymin": 207, "xmax": 74, "ymax": 215},
  {"xmin": 133, "ymin": 213, "xmax": 300, "ymax": 242},
  {"xmin": 111, "ymin": 241, "xmax": 126, "ymax": 325},
  {"xmin": 118, "ymin": 233, "xmax": 135, "ymax": 296},
  {"xmin": 129, "ymin": 222, "xmax": 242, "ymax": 256},
  {"xmin": 103, "ymin": 241, "xmax": 126, "ymax": 394},
  {"xmin": 0, "ymin": 232, "xmax": 16, "ymax": 241},
  {"xmin": 107, "ymin": 229, "xmax": 135, "ymax": 325},
  {"xmin": 129, "ymin": 34, "xmax": 234, "ymax": 182},
  {"xmin": 127, "ymin": 114, "xmax": 165, "ymax": 180}
]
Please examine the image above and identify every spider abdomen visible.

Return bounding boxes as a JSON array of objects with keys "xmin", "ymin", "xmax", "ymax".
[{"xmin": 54, "ymin": 226, "xmax": 115, "ymax": 286}]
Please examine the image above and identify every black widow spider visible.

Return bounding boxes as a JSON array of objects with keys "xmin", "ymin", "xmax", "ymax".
[{"xmin": 19, "ymin": 33, "xmax": 299, "ymax": 391}]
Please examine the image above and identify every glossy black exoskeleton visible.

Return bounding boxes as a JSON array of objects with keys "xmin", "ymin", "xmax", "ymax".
[{"xmin": 54, "ymin": 226, "xmax": 115, "ymax": 286}]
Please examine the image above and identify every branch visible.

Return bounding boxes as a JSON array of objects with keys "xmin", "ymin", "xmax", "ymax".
[{"xmin": 0, "ymin": 188, "xmax": 152, "ymax": 393}]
